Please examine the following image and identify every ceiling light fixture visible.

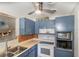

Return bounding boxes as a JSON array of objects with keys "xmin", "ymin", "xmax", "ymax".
[{"xmin": 35, "ymin": 10, "xmax": 42, "ymax": 14}]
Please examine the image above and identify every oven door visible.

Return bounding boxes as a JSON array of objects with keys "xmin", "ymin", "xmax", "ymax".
[{"xmin": 38, "ymin": 43, "xmax": 54, "ymax": 57}]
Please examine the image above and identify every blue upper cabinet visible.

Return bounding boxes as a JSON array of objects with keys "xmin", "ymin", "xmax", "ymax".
[
  {"xmin": 19, "ymin": 18, "xmax": 26, "ymax": 35},
  {"xmin": 19, "ymin": 17, "xmax": 35, "ymax": 35},
  {"xmin": 35, "ymin": 21, "xmax": 40, "ymax": 34},
  {"xmin": 29, "ymin": 20, "xmax": 35, "ymax": 34},
  {"xmin": 40, "ymin": 20, "xmax": 55, "ymax": 29},
  {"xmin": 47, "ymin": 20, "xmax": 55, "ymax": 28},
  {"xmin": 55, "ymin": 15, "xmax": 74, "ymax": 32},
  {"xmin": 35, "ymin": 20, "xmax": 55, "ymax": 34}
]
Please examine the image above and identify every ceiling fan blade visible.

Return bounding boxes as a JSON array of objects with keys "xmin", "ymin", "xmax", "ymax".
[
  {"xmin": 28, "ymin": 11, "xmax": 35, "ymax": 15},
  {"xmin": 43, "ymin": 9, "xmax": 56, "ymax": 14}
]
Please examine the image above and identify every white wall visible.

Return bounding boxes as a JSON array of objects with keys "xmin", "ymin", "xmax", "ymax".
[
  {"xmin": 0, "ymin": 15, "xmax": 16, "ymax": 55},
  {"xmin": 15, "ymin": 17, "xmax": 20, "ymax": 36},
  {"xmin": 74, "ymin": 11, "xmax": 79, "ymax": 57},
  {"xmin": 0, "ymin": 15, "xmax": 15, "ymax": 42}
]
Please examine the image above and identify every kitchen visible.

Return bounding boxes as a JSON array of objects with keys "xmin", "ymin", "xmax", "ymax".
[{"xmin": 0, "ymin": 2, "xmax": 78, "ymax": 57}]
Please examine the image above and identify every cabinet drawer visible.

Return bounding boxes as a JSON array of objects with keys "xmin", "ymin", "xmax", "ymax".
[{"xmin": 54, "ymin": 48, "xmax": 73, "ymax": 57}]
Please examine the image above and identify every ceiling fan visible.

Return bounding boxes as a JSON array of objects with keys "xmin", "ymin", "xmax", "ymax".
[{"xmin": 28, "ymin": 2, "xmax": 56, "ymax": 15}]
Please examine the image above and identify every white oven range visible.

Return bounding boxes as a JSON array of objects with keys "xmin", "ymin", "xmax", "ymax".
[
  {"xmin": 38, "ymin": 28, "xmax": 55, "ymax": 57},
  {"xmin": 38, "ymin": 42, "xmax": 54, "ymax": 57}
]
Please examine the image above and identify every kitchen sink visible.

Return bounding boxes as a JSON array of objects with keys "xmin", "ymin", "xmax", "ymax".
[
  {"xmin": 0, "ymin": 46, "xmax": 27, "ymax": 57},
  {"xmin": 8, "ymin": 46, "xmax": 27, "ymax": 54},
  {"xmin": 7, "ymin": 52, "xmax": 14, "ymax": 57},
  {"xmin": 0, "ymin": 52, "xmax": 14, "ymax": 57}
]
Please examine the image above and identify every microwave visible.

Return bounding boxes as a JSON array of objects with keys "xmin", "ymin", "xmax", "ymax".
[
  {"xmin": 57, "ymin": 40, "xmax": 72, "ymax": 49},
  {"xmin": 57, "ymin": 32, "xmax": 71, "ymax": 40}
]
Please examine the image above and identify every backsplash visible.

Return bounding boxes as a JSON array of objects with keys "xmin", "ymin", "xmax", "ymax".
[{"xmin": 17, "ymin": 34, "xmax": 38, "ymax": 42}]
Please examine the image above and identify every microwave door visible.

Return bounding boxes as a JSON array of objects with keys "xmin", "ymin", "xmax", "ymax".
[
  {"xmin": 58, "ymin": 33, "xmax": 63, "ymax": 38},
  {"xmin": 67, "ymin": 33, "xmax": 71, "ymax": 39}
]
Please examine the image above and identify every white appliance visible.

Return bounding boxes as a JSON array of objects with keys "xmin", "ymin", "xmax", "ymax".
[
  {"xmin": 38, "ymin": 28, "xmax": 55, "ymax": 57},
  {"xmin": 39, "ymin": 29, "xmax": 55, "ymax": 34},
  {"xmin": 38, "ymin": 34, "xmax": 55, "ymax": 43},
  {"xmin": 38, "ymin": 34, "xmax": 55, "ymax": 57},
  {"xmin": 38, "ymin": 43, "xmax": 54, "ymax": 57}
]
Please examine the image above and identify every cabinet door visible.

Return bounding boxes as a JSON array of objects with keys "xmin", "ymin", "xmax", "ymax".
[
  {"xmin": 54, "ymin": 48, "xmax": 73, "ymax": 57},
  {"xmin": 45, "ymin": 20, "xmax": 48, "ymax": 28},
  {"xmin": 35, "ymin": 20, "xmax": 55, "ymax": 34},
  {"xmin": 25, "ymin": 19, "xmax": 29, "ymax": 35},
  {"xmin": 50, "ymin": 20, "xmax": 55, "ymax": 28},
  {"xmin": 18, "ymin": 49, "xmax": 29, "ymax": 57},
  {"xmin": 42, "ymin": 20, "xmax": 55, "ymax": 29},
  {"xmin": 43, "ymin": 21, "xmax": 47, "ymax": 28},
  {"xmin": 25, "ymin": 18, "xmax": 35, "ymax": 35},
  {"xmin": 28, "ymin": 50, "xmax": 35, "ymax": 57},
  {"xmin": 18, "ymin": 45, "xmax": 37, "ymax": 57},
  {"xmin": 20, "ymin": 18, "xmax": 33, "ymax": 35},
  {"xmin": 31, "ymin": 20, "xmax": 35, "ymax": 34},
  {"xmin": 28, "ymin": 20, "xmax": 32, "ymax": 34},
  {"xmin": 28, "ymin": 45, "xmax": 37, "ymax": 57},
  {"xmin": 55, "ymin": 15, "xmax": 74, "ymax": 32},
  {"xmin": 35, "ymin": 45, "xmax": 37, "ymax": 57},
  {"xmin": 19, "ymin": 18, "xmax": 26, "ymax": 35},
  {"xmin": 35, "ymin": 21, "xmax": 40, "ymax": 34}
]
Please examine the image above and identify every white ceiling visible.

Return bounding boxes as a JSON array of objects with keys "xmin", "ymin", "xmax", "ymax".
[{"xmin": 0, "ymin": 2, "xmax": 78, "ymax": 20}]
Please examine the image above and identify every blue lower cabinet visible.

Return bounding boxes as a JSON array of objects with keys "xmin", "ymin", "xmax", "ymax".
[
  {"xmin": 54, "ymin": 48, "xmax": 73, "ymax": 57},
  {"xmin": 18, "ymin": 45, "xmax": 37, "ymax": 57},
  {"xmin": 29, "ymin": 44, "xmax": 37, "ymax": 57},
  {"xmin": 35, "ymin": 45, "xmax": 37, "ymax": 57},
  {"xmin": 18, "ymin": 49, "xmax": 29, "ymax": 57},
  {"xmin": 28, "ymin": 50, "xmax": 36, "ymax": 57}
]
